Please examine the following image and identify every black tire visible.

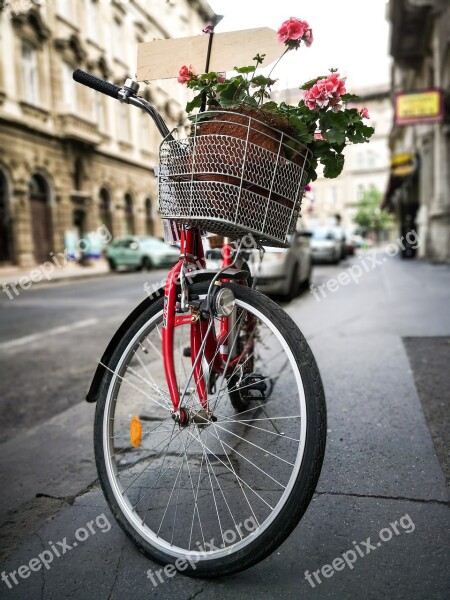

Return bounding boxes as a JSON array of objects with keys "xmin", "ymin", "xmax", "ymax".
[
  {"xmin": 94, "ymin": 282, "xmax": 326, "ymax": 578},
  {"xmin": 285, "ymin": 263, "xmax": 300, "ymax": 301},
  {"xmin": 142, "ymin": 256, "xmax": 153, "ymax": 271},
  {"xmin": 108, "ymin": 258, "xmax": 116, "ymax": 271},
  {"xmin": 303, "ymin": 264, "xmax": 312, "ymax": 290}
]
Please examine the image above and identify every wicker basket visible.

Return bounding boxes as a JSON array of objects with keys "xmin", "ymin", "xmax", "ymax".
[{"xmin": 158, "ymin": 110, "xmax": 311, "ymax": 247}]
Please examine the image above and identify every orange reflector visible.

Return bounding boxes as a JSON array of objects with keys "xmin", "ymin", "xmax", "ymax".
[{"xmin": 130, "ymin": 416, "xmax": 142, "ymax": 447}]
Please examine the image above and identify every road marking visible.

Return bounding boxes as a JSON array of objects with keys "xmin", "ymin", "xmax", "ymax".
[{"xmin": 0, "ymin": 318, "xmax": 99, "ymax": 351}]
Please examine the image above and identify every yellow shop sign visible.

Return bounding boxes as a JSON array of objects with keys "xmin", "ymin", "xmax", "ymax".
[{"xmin": 395, "ymin": 89, "xmax": 443, "ymax": 125}]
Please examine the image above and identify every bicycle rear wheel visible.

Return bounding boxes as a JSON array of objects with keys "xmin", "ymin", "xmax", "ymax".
[{"xmin": 94, "ymin": 282, "xmax": 326, "ymax": 577}]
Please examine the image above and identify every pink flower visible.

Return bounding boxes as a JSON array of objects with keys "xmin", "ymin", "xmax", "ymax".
[
  {"xmin": 217, "ymin": 73, "xmax": 226, "ymax": 84},
  {"xmin": 277, "ymin": 17, "xmax": 313, "ymax": 48},
  {"xmin": 359, "ymin": 107, "xmax": 370, "ymax": 119},
  {"xmin": 314, "ymin": 132, "xmax": 324, "ymax": 140},
  {"xmin": 303, "ymin": 73, "xmax": 346, "ymax": 111},
  {"xmin": 303, "ymin": 28, "xmax": 314, "ymax": 47},
  {"xmin": 177, "ymin": 65, "xmax": 196, "ymax": 84},
  {"xmin": 304, "ymin": 184, "xmax": 312, "ymax": 192}
]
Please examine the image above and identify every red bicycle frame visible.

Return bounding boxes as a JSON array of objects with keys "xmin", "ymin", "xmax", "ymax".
[{"xmin": 162, "ymin": 228, "xmax": 252, "ymax": 415}]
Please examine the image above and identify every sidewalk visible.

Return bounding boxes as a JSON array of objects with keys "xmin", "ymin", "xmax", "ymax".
[
  {"xmin": 0, "ymin": 259, "xmax": 110, "ymax": 290},
  {"xmin": 0, "ymin": 255, "xmax": 449, "ymax": 599}
]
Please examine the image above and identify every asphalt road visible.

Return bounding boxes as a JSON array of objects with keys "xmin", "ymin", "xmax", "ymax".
[
  {"xmin": 0, "ymin": 269, "xmax": 169, "ymax": 442},
  {"xmin": 0, "ymin": 253, "xmax": 449, "ymax": 599}
]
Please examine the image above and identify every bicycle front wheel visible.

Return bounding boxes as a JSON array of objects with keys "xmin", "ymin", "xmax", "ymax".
[{"xmin": 94, "ymin": 282, "xmax": 326, "ymax": 577}]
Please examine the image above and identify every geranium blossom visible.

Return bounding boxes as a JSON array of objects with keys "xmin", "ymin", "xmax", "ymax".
[
  {"xmin": 177, "ymin": 65, "xmax": 196, "ymax": 84},
  {"xmin": 304, "ymin": 73, "xmax": 346, "ymax": 111},
  {"xmin": 277, "ymin": 17, "xmax": 313, "ymax": 48},
  {"xmin": 359, "ymin": 107, "xmax": 370, "ymax": 119}
]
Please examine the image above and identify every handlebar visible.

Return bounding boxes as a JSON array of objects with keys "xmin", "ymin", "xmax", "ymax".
[
  {"xmin": 73, "ymin": 69, "xmax": 121, "ymax": 100},
  {"xmin": 72, "ymin": 69, "xmax": 173, "ymax": 140}
]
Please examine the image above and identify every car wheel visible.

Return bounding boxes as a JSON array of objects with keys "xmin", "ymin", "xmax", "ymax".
[
  {"xmin": 142, "ymin": 257, "xmax": 153, "ymax": 271},
  {"xmin": 303, "ymin": 264, "xmax": 312, "ymax": 289},
  {"xmin": 108, "ymin": 258, "xmax": 117, "ymax": 272},
  {"xmin": 285, "ymin": 263, "xmax": 300, "ymax": 301}
]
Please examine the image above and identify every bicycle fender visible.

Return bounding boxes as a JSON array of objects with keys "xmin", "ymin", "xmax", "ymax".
[{"xmin": 86, "ymin": 286, "xmax": 166, "ymax": 402}]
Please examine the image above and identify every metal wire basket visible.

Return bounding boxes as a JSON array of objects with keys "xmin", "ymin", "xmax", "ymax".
[{"xmin": 158, "ymin": 110, "xmax": 312, "ymax": 247}]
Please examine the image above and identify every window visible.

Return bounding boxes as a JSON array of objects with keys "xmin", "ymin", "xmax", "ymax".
[
  {"xmin": 356, "ymin": 184, "xmax": 365, "ymax": 201},
  {"xmin": 62, "ymin": 62, "xmax": 76, "ymax": 113},
  {"xmin": 328, "ymin": 187, "xmax": 337, "ymax": 206},
  {"xmin": 113, "ymin": 19, "xmax": 122, "ymax": 58},
  {"xmin": 22, "ymin": 42, "xmax": 39, "ymax": 105},
  {"xmin": 140, "ymin": 110, "xmax": 150, "ymax": 148},
  {"xmin": 118, "ymin": 102, "xmax": 130, "ymax": 141},
  {"xmin": 367, "ymin": 150, "xmax": 376, "ymax": 169},
  {"xmin": 87, "ymin": 0, "xmax": 98, "ymax": 41},
  {"xmin": 124, "ymin": 194, "xmax": 135, "ymax": 235},
  {"xmin": 356, "ymin": 151, "xmax": 364, "ymax": 170},
  {"xmin": 95, "ymin": 91, "xmax": 104, "ymax": 130}
]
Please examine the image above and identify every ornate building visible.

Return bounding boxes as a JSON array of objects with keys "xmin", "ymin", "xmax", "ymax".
[
  {"xmin": 0, "ymin": 0, "xmax": 214, "ymax": 266},
  {"xmin": 384, "ymin": 0, "xmax": 450, "ymax": 263}
]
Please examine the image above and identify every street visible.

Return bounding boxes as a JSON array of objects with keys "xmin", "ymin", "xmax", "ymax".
[{"xmin": 0, "ymin": 253, "xmax": 449, "ymax": 599}]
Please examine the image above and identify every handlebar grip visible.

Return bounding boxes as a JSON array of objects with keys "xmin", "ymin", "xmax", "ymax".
[{"xmin": 73, "ymin": 69, "xmax": 121, "ymax": 100}]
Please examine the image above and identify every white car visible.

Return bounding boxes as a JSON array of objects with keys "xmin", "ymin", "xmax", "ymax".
[
  {"xmin": 249, "ymin": 231, "xmax": 313, "ymax": 300},
  {"xmin": 204, "ymin": 232, "xmax": 313, "ymax": 300}
]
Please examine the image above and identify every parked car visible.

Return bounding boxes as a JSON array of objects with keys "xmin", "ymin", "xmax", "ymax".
[
  {"xmin": 247, "ymin": 230, "xmax": 313, "ymax": 300},
  {"xmin": 106, "ymin": 236, "xmax": 179, "ymax": 271},
  {"xmin": 310, "ymin": 228, "xmax": 342, "ymax": 264}
]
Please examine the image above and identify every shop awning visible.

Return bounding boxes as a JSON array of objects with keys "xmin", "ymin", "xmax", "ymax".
[{"xmin": 382, "ymin": 153, "xmax": 418, "ymax": 211}]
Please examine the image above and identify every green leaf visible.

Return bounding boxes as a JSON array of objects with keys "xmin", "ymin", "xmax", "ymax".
[
  {"xmin": 321, "ymin": 152, "xmax": 345, "ymax": 178},
  {"xmin": 253, "ymin": 53, "xmax": 266, "ymax": 64},
  {"xmin": 341, "ymin": 93, "xmax": 359, "ymax": 102},
  {"xmin": 324, "ymin": 129, "xmax": 346, "ymax": 146},
  {"xmin": 250, "ymin": 75, "xmax": 277, "ymax": 87},
  {"xmin": 300, "ymin": 75, "xmax": 327, "ymax": 90},
  {"xmin": 218, "ymin": 81, "xmax": 241, "ymax": 103},
  {"xmin": 185, "ymin": 94, "xmax": 203, "ymax": 113},
  {"xmin": 234, "ymin": 65, "xmax": 256, "ymax": 74}
]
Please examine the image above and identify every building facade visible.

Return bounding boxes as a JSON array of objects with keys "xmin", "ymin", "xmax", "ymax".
[
  {"xmin": 385, "ymin": 0, "xmax": 450, "ymax": 263},
  {"xmin": 0, "ymin": 0, "xmax": 214, "ymax": 267}
]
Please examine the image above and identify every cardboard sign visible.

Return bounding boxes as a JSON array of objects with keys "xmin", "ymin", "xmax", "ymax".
[{"xmin": 137, "ymin": 28, "xmax": 283, "ymax": 81}]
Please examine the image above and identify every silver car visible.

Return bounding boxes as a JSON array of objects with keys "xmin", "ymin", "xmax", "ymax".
[{"xmin": 310, "ymin": 228, "xmax": 342, "ymax": 264}]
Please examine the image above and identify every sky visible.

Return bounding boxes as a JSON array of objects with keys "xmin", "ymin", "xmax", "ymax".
[{"xmin": 208, "ymin": 0, "xmax": 391, "ymax": 93}]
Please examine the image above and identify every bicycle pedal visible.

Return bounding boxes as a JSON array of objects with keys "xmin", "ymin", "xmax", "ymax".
[{"xmin": 241, "ymin": 373, "xmax": 267, "ymax": 394}]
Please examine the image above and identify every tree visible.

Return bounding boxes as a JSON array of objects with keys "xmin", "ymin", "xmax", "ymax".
[{"xmin": 353, "ymin": 187, "xmax": 394, "ymax": 239}]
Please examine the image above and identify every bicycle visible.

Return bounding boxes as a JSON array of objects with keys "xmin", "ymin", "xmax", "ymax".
[{"xmin": 74, "ymin": 69, "xmax": 326, "ymax": 578}]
